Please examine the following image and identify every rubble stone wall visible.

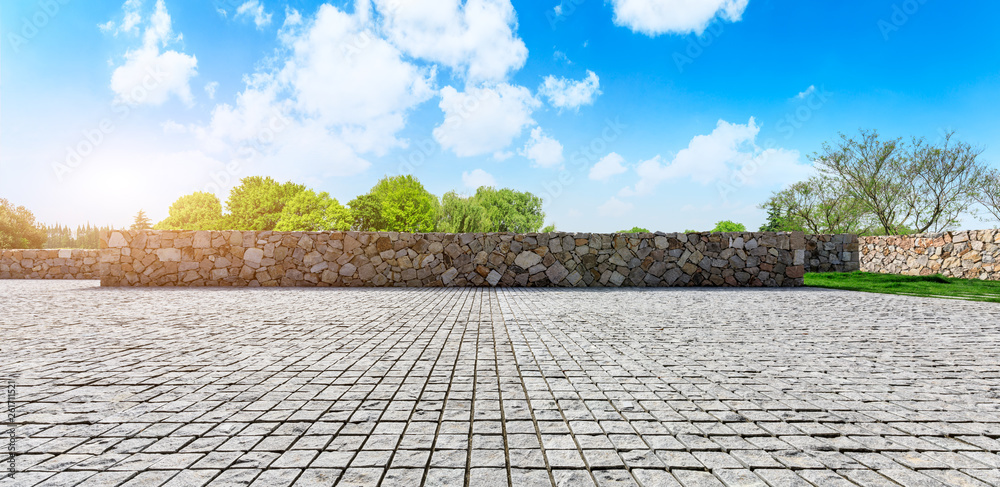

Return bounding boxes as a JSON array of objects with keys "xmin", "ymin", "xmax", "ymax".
[
  {"xmin": 804, "ymin": 234, "xmax": 860, "ymax": 273},
  {"xmin": 861, "ymin": 230, "xmax": 1000, "ymax": 280},
  {"xmin": 97, "ymin": 230, "xmax": 808, "ymax": 287},
  {"xmin": 0, "ymin": 249, "xmax": 101, "ymax": 279}
]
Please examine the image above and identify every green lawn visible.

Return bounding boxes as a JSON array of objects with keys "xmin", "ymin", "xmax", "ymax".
[{"xmin": 805, "ymin": 271, "xmax": 1000, "ymax": 303}]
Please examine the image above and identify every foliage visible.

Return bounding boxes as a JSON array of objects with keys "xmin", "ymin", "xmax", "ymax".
[
  {"xmin": 349, "ymin": 175, "xmax": 440, "ymax": 232},
  {"xmin": 473, "ymin": 187, "xmax": 545, "ymax": 233},
  {"xmin": 438, "ymin": 187, "xmax": 546, "ymax": 233},
  {"xmin": 974, "ymin": 168, "xmax": 1000, "ymax": 224},
  {"xmin": 683, "ymin": 229, "xmax": 699, "ymax": 233},
  {"xmin": 130, "ymin": 209, "xmax": 153, "ymax": 231},
  {"xmin": 43, "ymin": 223, "xmax": 113, "ymax": 249},
  {"xmin": 347, "ymin": 193, "xmax": 386, "ymax": 232},
  {"xmin": 813, "ymin": 129, "xmax": 986, "ymax": 235},
  {"xmin": 275, "ymin": 190, "xmax": 351, "ymax": 231},
  {"xmin": 0, "ymin": 198, "xmax": 47, "ymax": 249},
  {"xmin": 438, "ymin": 191, "xmax": 490, "ymax": 233},
  {"xmin": 225, "ymin": 176, "xmax": 306, "ymax": 231},
  {"xmin": 710, "ymin": 220, "xmax": 747, "ymax": 232},
  {"xmin": 758, "ymin": 176, "xmax": 869, "ymax": 234},
  {"xmin": 617, "ymin": 227, "xmax": 651, "ymax": 233},
  {"xmin": 155, "ymin": 192, "xmax": 225, "ymax": 230},
  {"xmin": 806, "ymin": 271, "xmax": 1000, "ymax": 303},
  {"xmin": 541, "ymin": 224, "xmax": 556, "ymax": 233}
]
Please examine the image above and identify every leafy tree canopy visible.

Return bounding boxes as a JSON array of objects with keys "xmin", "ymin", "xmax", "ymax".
[
  {"xmin": 814, "ymin": 129, "xmax": 986, "ymax": 235},
  {"xmin": 473, "ymin": 187, "xmax": 545, "ymax": 233},
  {"xmin": 710, "ymin": 220, "xmax": 747, "ymax": 233},
  {"xmin": 438, "ymin": 191, "xmax": 490, "ymax": 233},
  {"xmin": 350, "ymin": 175, "xmax": 439, "ymax": 232},
  {"xmin": 617, "ymin": 227, "xmax": 651, "ymax": 233},
  {"xmin": 155, "ymin": 192, "xmax": 225, "ymax": 231},
  {"xmin": 225, "ymin": 176, "xmax": 305, "ymax": 231},
  {"xmin": 0, "ymin": 198, "xmax": 46, "ymax": 249},
  {"xmin": 275, "ymin": 190, "xmax": 351, "ymax": 231}
]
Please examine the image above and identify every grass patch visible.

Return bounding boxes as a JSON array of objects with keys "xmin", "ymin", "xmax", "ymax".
[{"xmin": 805, "ymin": 271, "xmax": 1000, "ymax": 303}]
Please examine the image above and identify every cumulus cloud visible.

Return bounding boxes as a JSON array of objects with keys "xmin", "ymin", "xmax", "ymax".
[
  {"xmin": 433, "ymin": 84, "xmax": 539, "ymax": 157},
  {"xmin": 462, "ymin": 169, "xmax": 496, "ymax": 189},
  {"xmin": 374, "ymin": 0, "xmax": 528, "ymax": 84},
  {"xmin": 598, "ymin": 197, "xmax": 634, "ymax": 217},
  {"xmin": 538, "ymin": 70, "xmax": 601, "ymax": 110},
  {"xmin": 610, "ymin": 0, "xmax": 749, "ymax": 36},
  {"xmin": 108, "ymin": 0, "xmax": 198, "ymax": 106},
  {"xmin": 519, "ymin": 127, "xmax": 564, "ymax": 168},
  {"xmin": 235, "ymin": 1, "xmax": 273, "ymax": 29},
  {"xmin": 619, "ymin": 118, "xmax": 812, "ymax": 196},
  {"xmin": 589, "ymin": 152, "xmax": 627, "ymax": 181}
]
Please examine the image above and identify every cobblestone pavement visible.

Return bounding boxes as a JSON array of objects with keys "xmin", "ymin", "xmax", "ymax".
[{"xmin": 2, "ymin": 281, "xmax": 1000, "ymax": 487}]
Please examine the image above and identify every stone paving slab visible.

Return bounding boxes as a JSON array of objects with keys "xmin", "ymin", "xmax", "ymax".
[{"xmin": 1, "ymin": 280, "xmax": 1000, "ymax": 487}]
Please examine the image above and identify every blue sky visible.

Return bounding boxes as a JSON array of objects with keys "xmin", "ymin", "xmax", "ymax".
[{"xmin": 2, "ymin": 0, "xmax": 999, "ymax": 232}]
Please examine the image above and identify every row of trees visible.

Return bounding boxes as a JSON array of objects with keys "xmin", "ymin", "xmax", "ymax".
[
  {"xmin": 43, "ymin": 223, "xmax": 116, "ymax": 249},
  {"xmin": 153, "ymin": 175, "xmax": 551, "ymax": 234},
  {"xmin": 760, "ymin": 130, "xmax": 1000, "ymax": 235}
]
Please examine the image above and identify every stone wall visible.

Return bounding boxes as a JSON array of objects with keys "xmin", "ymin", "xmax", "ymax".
[
  {"xmin": 804, "ymin": 234, "xmax": 860, "ymax": 273},
  {"xmin": 98, "ymin": 230, "xmax": 808, "ymax": 287},
  {"xmin": 862, "ymin": 230, "xmax": 1000, "ymax": 280},
  {"xmin": 0, "ymin": 249, "xmax": 101, "ymax": 279}
]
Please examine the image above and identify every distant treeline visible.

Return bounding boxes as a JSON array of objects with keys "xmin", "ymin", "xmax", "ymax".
[{"xmin": 42, "ymin": 223, "xmax": 114, "ymax": 249}]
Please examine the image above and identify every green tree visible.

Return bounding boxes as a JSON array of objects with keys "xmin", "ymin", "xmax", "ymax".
[
  {"xmin": 438, "ymin": 191, "xmax": 490, "ymax": 233},
  {"xmin": 275, "ymin": 190, "xmax": 351, "ymax": 231},
  {"xmin": 473, "ymin": 187, "xmax": 545, "ymax": 233},
  {"xmin": 130, "ymin": 209, "xmax": 153, "ymax": 231},
  {"xmin": 617, "ymin": 227, "xmax": 651, "ymax": 233},
  {"xmin": 541, "ymin": 224, "xmax": 556, "ymax": 233},
  {"xmin": 0, "ymin": 198, "xmax": 46, "ymax": 249},
  {"xmin": 225, "ymin": 176, "xmax": 306, "ymax": 230},
  {"xmin": 815, "ymin": 130, "xmax": 986, "ymax": 234},
  {"xmin": 710, "ymin": 220, "xmax": 747, "ymax": 233},
  {"xmin": 349, "ymin": 175, "xmax": 439, "ymax": 232},
  {"xmin": 759, "ymin": 176, "xmax": 869, "ymax": 234},
  {"xmin": 975, "ymin": 168, "xmax": 1000, "ymax": 224},
  {"xmin": 155, "ymin": 192, "xmax": 225, "ymax": 230}
]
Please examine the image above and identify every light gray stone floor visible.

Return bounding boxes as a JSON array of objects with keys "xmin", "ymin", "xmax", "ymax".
[{"xmin": 1, "ymin": 281, "xmax": 1000, "ymax": 487}]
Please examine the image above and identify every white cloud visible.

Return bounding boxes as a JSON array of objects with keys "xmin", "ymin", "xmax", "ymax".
[
  {"xmin": 519, "ymin": 127, "xmax": 564, "ymax": 168},
  {"xmin": 598, "ymin": 197, "xmax": 634, "ymax": 217},
  {"xmin": 610, "ymin": 0, "xmax": 749, "ymax": 36},
  {"xmin": 589, "ymin": 152, "xmax": 627, "ymax": 181},
  {"xmin": 462, "ymin": 169, "xmax": 496, "ymax": 189},
  {"xmin": 538, "ymin": 70, "xmax": 601, "ymax": 110},
  {"xmin": 100, "ymin": 0, "xmax": 142, "ymax": 36},
  {"xmin": 235, "ymin": 1, "xmax": 273, "ymax": 29},
  {"xmin": 109, "ymin": 0, "xmax": 198, "ymax": 106},
  {"xmin": 186, "ymin": 3, "xmax": 440, "ymax": 179},
  {"xmin": 374, "ymin": 0, "xmax": 528, "ymax": 84},
  {"xmin": 620, "ymin": 118, "xmax": 813, "ymax": 196},
  {"xmin": 433, "ymin": 84, "xmax": 539, "ymax": 157},
  {"xmin": 796, "ymin": 85, "xmax": 817, "ymax": 99},
  {"xmin": 204, "ymin": 81, "xmax": 218, "ymax": 99}
]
